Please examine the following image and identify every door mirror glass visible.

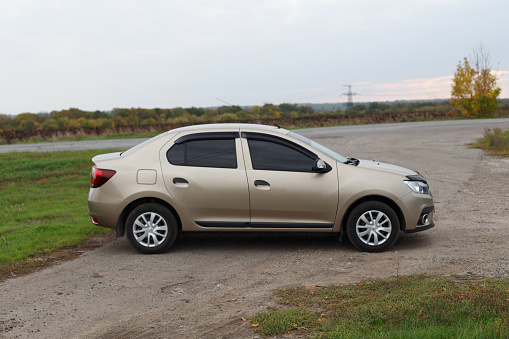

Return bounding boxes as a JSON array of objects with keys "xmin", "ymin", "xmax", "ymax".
[{"xmin": 312, "ymin": 159, "xmax": 327, "ymax": 173}]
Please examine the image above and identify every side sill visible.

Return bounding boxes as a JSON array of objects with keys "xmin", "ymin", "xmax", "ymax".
[{"xmin": 196, "ymin": 221, "xmax": 333, "ymax": 229}]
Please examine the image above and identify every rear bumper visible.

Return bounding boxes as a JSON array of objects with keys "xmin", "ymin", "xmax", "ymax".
[{"xmin": 88, "ymin": 188, "xmax": 123, "ymax": 229}]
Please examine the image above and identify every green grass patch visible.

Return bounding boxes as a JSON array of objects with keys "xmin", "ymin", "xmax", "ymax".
[
  {"xmin": 250, "ymin": 308, "xmax": 318, "ymax": 336},
  {"xmin": 0, "ymin": 150, "xmax": 116, "ymax": 265},
  {"xmin": 472, "ymin": 127, "xmax": 509, "ymax": 156},
  {"xmin": 251, "ymin": 275, "xmax": 509, "ymax": 338}
]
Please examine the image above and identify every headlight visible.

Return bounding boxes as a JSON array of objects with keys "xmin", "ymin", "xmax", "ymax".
[{"xmin": 404, "ymin": 180, "xmax": 429, "ymax": 194}]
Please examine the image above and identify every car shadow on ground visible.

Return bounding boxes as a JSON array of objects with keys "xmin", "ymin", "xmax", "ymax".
[
  {"xmin": 395, "ymin": 232, "xmax": 434, "ymax": 251},
  {"xmin": 175, "ymin": 231, "xmax": 432, "ymax": 253},
  {"xmin": 110, "ymin": 231, "xmax": 433, "ymax": 255},
  {"xmin": 177, "ymin": 232, "xmax": 349, "ymax": 252}
]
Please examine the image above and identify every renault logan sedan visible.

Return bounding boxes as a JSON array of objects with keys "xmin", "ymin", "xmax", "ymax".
[{"xmin": 88, "ymin": 123, "xmax": 434, "ymax": 253}]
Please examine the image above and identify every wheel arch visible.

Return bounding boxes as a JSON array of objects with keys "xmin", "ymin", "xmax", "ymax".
[
  {"xmin": 340, "ymin": 195, "xmax": 406, "ymax": 235},
  {"xmin": 116, "ymin": 197, "xmax": 182, "ymax": 238}
]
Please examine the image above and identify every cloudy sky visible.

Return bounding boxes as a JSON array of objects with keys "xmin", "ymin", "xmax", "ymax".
[{"xmin": 1, "ymin": 0, "xmax": 508, "ymax": 115}]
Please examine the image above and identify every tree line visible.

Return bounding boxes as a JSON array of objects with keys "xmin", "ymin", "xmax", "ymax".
[
  {"xmin": 0, "ymin": 103, "xmax": 313, "ymax": 132},
  {"xmin": 0, "ymin": 100, "xmax": 477, "ymax": 133}
]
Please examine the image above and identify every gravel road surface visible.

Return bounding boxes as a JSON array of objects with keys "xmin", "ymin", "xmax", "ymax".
[{"xmin": 1, "ymin": 119, "xmax": 509, "ymax": 338}]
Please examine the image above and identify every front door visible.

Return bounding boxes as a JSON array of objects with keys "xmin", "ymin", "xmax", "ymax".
[{"xmin": 242, "ymin": 133, "xmax": 338, "ymax": 228}]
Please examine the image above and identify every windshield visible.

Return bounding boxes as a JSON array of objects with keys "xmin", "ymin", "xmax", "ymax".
[{"xmin": 288, "ymin": 131, "xmax": 348, "ymax": 163}]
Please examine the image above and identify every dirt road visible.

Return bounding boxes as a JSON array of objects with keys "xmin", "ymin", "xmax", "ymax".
[{"xmin": 1, "ymin": 119, "xmax": 509, "ymax": 338}]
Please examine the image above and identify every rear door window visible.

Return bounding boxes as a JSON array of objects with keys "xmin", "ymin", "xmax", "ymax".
[{"xmin": 167, "ymin": 137, "xmax": 237, "ymax": 169}]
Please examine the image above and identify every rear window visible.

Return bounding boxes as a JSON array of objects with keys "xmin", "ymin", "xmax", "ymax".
[{"xmin": 121, "ymin": 132, "xmax": 170, "ymax": 157}]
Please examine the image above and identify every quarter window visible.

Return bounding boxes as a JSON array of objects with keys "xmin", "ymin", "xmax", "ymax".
[
  {"xmin": 248, "ymin": 139, "xmax": 316, "ymax": 172},
  {"xmin": 167, "ymin": 138, "xmax": 237, "ymax": 168},
  {"xmin": 167, "ymin": 143, "xmax": 185, "ymax": 165}
]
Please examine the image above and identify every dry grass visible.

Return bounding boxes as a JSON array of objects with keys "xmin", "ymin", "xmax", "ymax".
[{"xmin": 472, "ymin": 128, "xmax": 509, "ymax": 156}]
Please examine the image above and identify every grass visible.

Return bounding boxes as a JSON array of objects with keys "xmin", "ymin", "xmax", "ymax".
[
  {"xmin": 0, "ymin": 150, "xmax": 116, "ymax": 266},
  {"xmin": 472, "ymin": 128, "xmax": 509, "ymax": 156},
  {"xmin": 250, "ymin": 275, "xmax": 509, "ymax": 338},
  {"xmin": 250, "ymin": 308, "xmax": 318, "ymax": 336}
]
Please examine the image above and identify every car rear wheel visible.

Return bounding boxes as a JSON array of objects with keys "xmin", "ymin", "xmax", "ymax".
[
  {"xmin": 126, "ymin": 203, "xmax": 178, "ymax": 254},
  {"xmin": 346, "ymin": 201, "xmax": 399, "ymax": 252}
]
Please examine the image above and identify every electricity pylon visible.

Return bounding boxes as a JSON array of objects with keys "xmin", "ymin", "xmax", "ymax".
[{"xmin": 342, "ymin": 85, "xmax": 358, "ymax": 109}]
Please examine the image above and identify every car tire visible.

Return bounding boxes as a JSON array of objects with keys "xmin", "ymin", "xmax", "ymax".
[
  {"xmin": 125, "ymin": 203, "xmax": 178, "ymax": 254},
  {"xmin": 346, "ymin": 201, "xmax": 399, "ymax": 252}
]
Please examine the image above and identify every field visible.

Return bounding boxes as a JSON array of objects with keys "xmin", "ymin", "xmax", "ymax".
[{"xmin": 0, "ymin": 150, "xmax": 113, "ymax": 269}]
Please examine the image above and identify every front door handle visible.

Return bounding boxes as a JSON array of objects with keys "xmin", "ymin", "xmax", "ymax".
[
  {"xmin": 254, "ymin": 180, "xmax": 270, "ymax": 187},
  {"xmin": 173, "ymin": 177, "xmax": 188, "ymax": 184}
]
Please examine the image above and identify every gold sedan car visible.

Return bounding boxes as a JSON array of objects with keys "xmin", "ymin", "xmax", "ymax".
[{"xmin": 88, "ymin": 123, "xmax": 434, "ymax": 253}]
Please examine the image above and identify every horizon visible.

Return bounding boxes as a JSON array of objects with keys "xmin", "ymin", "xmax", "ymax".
[{"xmin": 4, "ymin": 97, "xmax": 509, "ymax": 117}]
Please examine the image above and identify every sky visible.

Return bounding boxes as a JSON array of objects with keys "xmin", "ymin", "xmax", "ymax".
[{"xmin": 1, "ymin": 0, "xmax": 508, "ymax": 115}]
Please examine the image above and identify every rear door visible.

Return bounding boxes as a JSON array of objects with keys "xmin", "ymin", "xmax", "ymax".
[{"xmin": 160, "ymin": 130, "xmax": 250, "ymax": 225}]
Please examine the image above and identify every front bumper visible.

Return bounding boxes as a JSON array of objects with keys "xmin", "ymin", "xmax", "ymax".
[
  {"xmin": 398, "ymin": 190, "xmax": 435, "ymax": 232},
  {"xmin": 405, "ymin": 221, "xmax": 435, "ymax": 233},
  {"xmin": 404, "ymin": 204, "xmax": 435, "ymax": 233}
]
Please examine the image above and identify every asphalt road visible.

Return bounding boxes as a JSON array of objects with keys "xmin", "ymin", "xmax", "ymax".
[
  {"xmin": 1, "ymin": 119, "xmax": 509, "ymax": 339},
  {"xmin": 0, "ymin": 137, "xmax": 148, "ymax": 153}
]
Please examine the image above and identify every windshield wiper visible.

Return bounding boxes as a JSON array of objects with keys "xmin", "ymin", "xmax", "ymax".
[{"xmin": 345, "ymin": 157, "xmax": 360, "ymax": 166}]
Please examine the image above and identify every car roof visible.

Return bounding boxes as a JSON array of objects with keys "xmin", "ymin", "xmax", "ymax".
[
  {"xmin": 170, "ymin": 123, "xmax": 289, "ymax": 135},
  {"xmin": 122, "ymin": 123, "xmax": 290, "ymax": 158}
]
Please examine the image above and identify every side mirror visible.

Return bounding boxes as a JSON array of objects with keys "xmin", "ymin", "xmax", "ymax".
[{"xmin": 312, "ymin": 159, "xmax": 328, "ymax": 173}]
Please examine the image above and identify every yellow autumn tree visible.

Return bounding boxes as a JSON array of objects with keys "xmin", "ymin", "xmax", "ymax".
[{"xmin": 451, "ymin": 46, "xmax": 501, "ymax": 118}]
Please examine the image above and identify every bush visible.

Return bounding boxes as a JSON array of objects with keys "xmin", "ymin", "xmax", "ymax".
[{"xmin": 472, "ymin": 128, "xmax": 509, "ymax": 156}]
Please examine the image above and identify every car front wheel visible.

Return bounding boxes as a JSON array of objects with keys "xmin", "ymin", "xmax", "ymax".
[
  {"xmin": 346, "ymin": 201, "xmax": 399, "ymax": 252},
  {"xmin": 126, "ymin": 203, "xmax": 178, "ymax": 254}
]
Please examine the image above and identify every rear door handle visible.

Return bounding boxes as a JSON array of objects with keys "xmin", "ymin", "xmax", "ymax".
[
  {"xmin": 173, "ymin": 177, "xmax": 188, "ymax": 184},
  {"xmin": 254, "ymin": 180, "xmax": 270, "ymax": 187}
]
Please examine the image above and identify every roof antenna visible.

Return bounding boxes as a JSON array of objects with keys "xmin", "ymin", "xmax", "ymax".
[{"xmin": 216, "ymin": 98, "xmax": 281, "ymax": 129}]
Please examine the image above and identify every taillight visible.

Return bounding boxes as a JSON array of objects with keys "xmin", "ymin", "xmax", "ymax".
[{"xmin": 91, "ymin": 167, "xmax": 116, "ymax": 188}]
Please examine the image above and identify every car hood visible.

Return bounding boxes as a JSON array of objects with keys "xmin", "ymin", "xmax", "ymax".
[{"xmin": 356, "ymin": 159, "xmax": 417, "ymax": 177}]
